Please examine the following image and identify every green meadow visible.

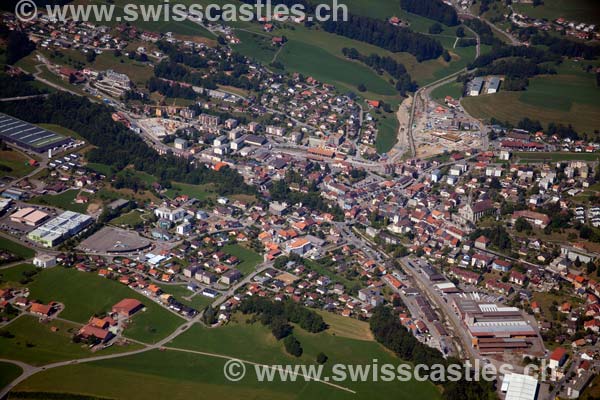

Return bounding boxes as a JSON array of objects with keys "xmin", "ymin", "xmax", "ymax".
[
  {"xmin": 462, "ymin": 62, "xmax": 600, "ymax": 135},
  {"xmin": 30, "ymin": 190, "xmax": 89, "ymax": 214},
  {"xmin": 512, "ymin": 0, "xmax": 600, "ymax": 24},
  {"xmin": 15, "ymin": 266, "xmax": 184, "ymax": 343},
  {"xmin": 0, "ymin": 239, "xmax": 35, "ymax": 260},
  {"xmin": 11, "ymin": 318, "xmax": 440, "ymax": 399},
  {"xmin": 221, "ymin": 244, "xmax": 262, "ymax": 275},
  {"xmin": 0, "ymin": 362, "xmax": 22, "ymax": 390},
  {"xmin": 0, "ymin": 316, "xmax": 141, "ymax": 366}
]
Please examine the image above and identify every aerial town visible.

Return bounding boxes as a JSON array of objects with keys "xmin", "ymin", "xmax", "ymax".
[{"xmin": 0, "ymin": 0, "xmax": 599, "ymax": 399}]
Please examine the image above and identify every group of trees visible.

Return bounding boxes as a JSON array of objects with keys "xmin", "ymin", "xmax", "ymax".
[
  {"xmin": 113, "ymin": 171, "xmax": 148, "ymax": 193},
  {"xmin": 463, "ymin": 19, "xmax": 502, "ymax": 46},
  {"xmin": 400, "ymin": 0, "xmax": 459, "ymax": 26},
  {"xmin": 0, "ymin": 27, "xmax": 36, "ymax": 65},
  {"xmin": 0, "ymin": 93, "xmax": 255, "ymax": 196},
  {"xmin": 475, "ymin": 58, "xmax": 555, "ymax": 91},
  {"xmin": 370, "ymin": 306, "xmax": 495, "ymax": 400},
  {"xmin": 156, "ymin": 41, "xmax": 209, "ymax": 69},
  {"xmin": 239, "ymin": 297, "xmax": 327, "ymax": 334},
  {"xmin": 0, "ymin": 73, "xmax": 46, "ymax": 98},
  {"xmin": 153, "ymin": 58, "xmax": 260, "ymax": 93},
  {"xmin": 341, "ymin": 48, "xmax": 418, "ymax": 95},
  {"xmin": 147, "ymin": 77, "xmax": 197, "ymax": 100},
  {"xmin": 531, "ymin": 33, "xmax": 600, "ymax": 60},
  {"xmin": 470, "ymin": 45, "xmax": 556, "ymax": 70},
  {"xmin": 270, "ymin": 179, "xmax": 344, "ymax": 221},
  {"xmin": 322, "ymin": 14, "xmax": 444, "ymax": 61},
  {"xmin": 469, "ymin": 225, "xmax": 511, "ymax": 251},
  {"xmin": 239, "ymin": 297, "xmax": 327, "ymax": 357}
]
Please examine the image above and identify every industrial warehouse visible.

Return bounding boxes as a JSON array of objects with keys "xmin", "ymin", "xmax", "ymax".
[
  {"xmin": 452, "ymin": 296, "xmax": 541, "ymax": 354},
  {"xmin": 0, "ymin": 112, "xmax": 72, "ymax": 153},
  {"xmin": 27, "ymin": 211, "xmax": 93, "ymax": 247}
]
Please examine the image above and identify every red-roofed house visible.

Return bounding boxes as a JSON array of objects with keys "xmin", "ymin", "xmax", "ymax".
[{"xmin": 112, "ymin": 298, "xmax": 143, "ymax": 317}]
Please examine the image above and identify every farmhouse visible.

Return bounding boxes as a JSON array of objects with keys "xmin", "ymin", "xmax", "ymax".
[{"xmin": 112, "ymin": 298, "xmax": 144, "ymax": 317}]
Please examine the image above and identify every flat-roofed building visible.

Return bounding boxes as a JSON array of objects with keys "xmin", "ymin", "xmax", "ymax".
[
  {"xmin": 27, "ymin": 211, "xmax": 93, "ymax": 247},
  {"xmin": 487, "ymin": 77, "xmax": 501, "ymax": 94},
  {"xmin": 469, "ymin": 77, "xmax": 484, "ymax": 96},
  {"xmin": 33, "ymin": 253, "xmax": 57, "ymax": 268},
  {"xmin": 501, "ymin": 373, "xmax": 538, "ymax": 400},
  {"xmin": 452, "ymin": 297, "xmax": 539, "ymax": 354},
  {"xmin": 0, "ymin": 113, "xmax": 71, "ymax": 153},
  {"xmin": 10, "ymin": 207, "xmax": 49, "ymax": 226}
]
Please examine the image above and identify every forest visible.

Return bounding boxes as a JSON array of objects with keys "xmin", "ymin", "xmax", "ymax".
[
  {"xmin": 463, "ymin": 19, "xmax": 502, "ymax": 46},
  {"xmin": 341, "ymin": 48, "xmax": 418, "ymax": 95},
  {"xmin": 322, "ymin": 14, "xmax": 444, "ymax": 61},
  {"xmin": 0, "ymin": 26, "xmax": 36, "ymax": 65},
  {"xmin": 400, "ymin": 0, "xmax": 459, "ymax": 26}
]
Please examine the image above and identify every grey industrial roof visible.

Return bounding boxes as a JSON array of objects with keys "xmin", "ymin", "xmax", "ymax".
[{"xmin": 0, "ymin": 113, "xmax": 70, "ymax": 152}]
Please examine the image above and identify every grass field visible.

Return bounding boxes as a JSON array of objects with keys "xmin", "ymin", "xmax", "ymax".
[
  {"xmin": 30, "ymin": 190, "xmax": 89, "ymax": 214},
  {"xmin": 233, "ymin": 20, "xmax": 475, "ymax": 93},
  {"xmin": 0, "ymin": 316, "xmax": 144, "ymax": 366},
  {"xmin": 85, "ymin": 162, "xmax": 115, "ymax": 176},
  {"xmin": 375, "ymin": 115, "xmax": 399, "ymax": 154},
  {"xmin": 110, "ymin": 210, "xmax": 146, "ymax": 228},
  {"xmin": 0, "ymin": 263, "xmax": 38, "ymax": 287},
  {"xmin": 512, "ymin": 0, "xmax": 600, "ymax": 24},
  {"xmin": 0, "ymin": 315, "xmax": 141, "ymax": 365},
  {"xmin": 0, "ymin": 361, "xmax": 22, "ymax": 390},
  {"xmin": 23, "ymin": 267, "xmax": 183, "ymax": 343},
  {"xmin": 430, "ymin": 81, "xmax": 464, "ymax": 103},
  {"xmin": 13, "ymin": 349, "xmax": 365, "ymax": 400},
  {"xmin": 165, "ymin": 318, "xmax": 441, "ymax": 398},
  {"xmin": 0, "ymin": 239, "xmax": 35, "ymax": 260},
  {"xmin": 515, "ymin": 152, "xmax": 600, "ymax": 163},
  {"xmin": 222, "ymin": 244, "xmax": 262, "ymax": 275},
  {"xmin": 462, "ymin": 62, "xmax": 600, "ymax": 135},
  {"xmin": 164, "ymin": 182, "xmax": 216, "ymax": 201},
  {"xmin": 0, "ymin": 150, "xmax": 35, "ymax": 179},
  {"xmin": 315, "ymin": 310, "xmax": 373, "ymax": 341},
  {"xmin": 303, "ymin": 259, "xmax": 357, "ymax": 289},
  {"xmin": 156, "ymin": 282, "xmax": 214, "ymax": 311}
]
